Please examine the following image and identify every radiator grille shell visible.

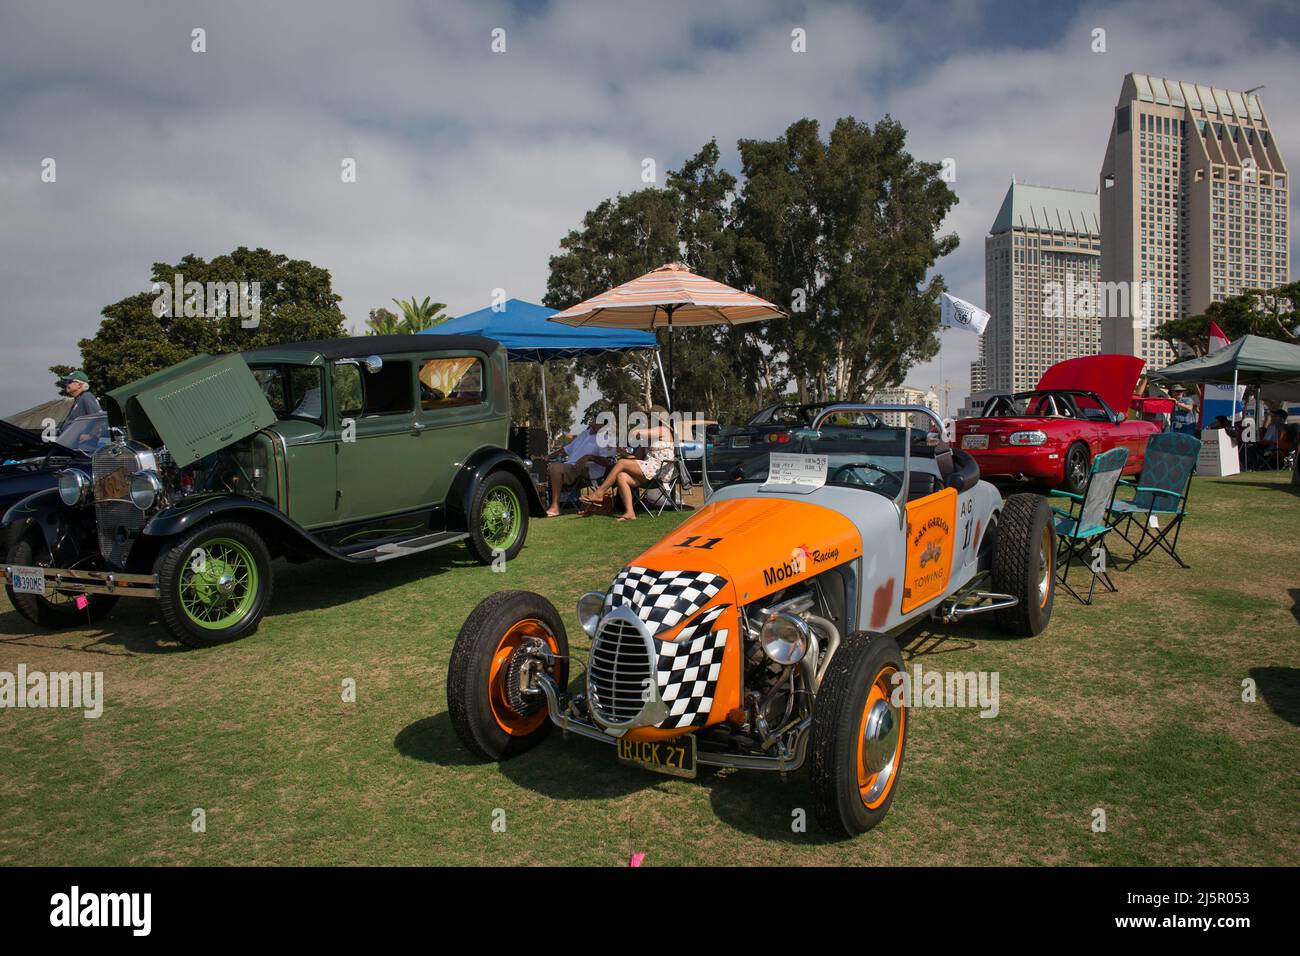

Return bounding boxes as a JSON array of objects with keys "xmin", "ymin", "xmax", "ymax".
[
  {"xmin": 586, "ymin": 609, "xmax": 658, "ymax": 727},
  {"xmin": 91, "ymin": 441, "xmax": 155, "ymax": 567}
]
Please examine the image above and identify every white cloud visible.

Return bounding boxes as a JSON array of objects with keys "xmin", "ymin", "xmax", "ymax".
[{"xmin": 0, "ymin": 0, "xmax": 1295, "ymax": 419}]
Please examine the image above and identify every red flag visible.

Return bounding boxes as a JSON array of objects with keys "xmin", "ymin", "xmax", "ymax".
[
  {"xmin": 1200, "ymin": 321, "xmax": 1233, "ymax": 427},
  {"xmin": 1207, "ymin": 320, "xmax": 1230, "ymax": 354}
]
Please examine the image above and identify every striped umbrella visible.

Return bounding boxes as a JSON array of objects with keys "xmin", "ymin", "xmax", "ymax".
[{"xmin": 547, "ymin": 262, "xmax": 786, "ymax": 407}]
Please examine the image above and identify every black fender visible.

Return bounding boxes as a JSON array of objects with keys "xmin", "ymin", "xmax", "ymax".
[
  {"xmin": 447, "ymin": 447, "xmax": 545, "ymax": 530},
  {"xmin": 142, "ymin": 494, "xmax": 345, "ymax": 563},
  {"xmin": 1, "ymin": 488, "xmax": 100, "ymax": 567}
]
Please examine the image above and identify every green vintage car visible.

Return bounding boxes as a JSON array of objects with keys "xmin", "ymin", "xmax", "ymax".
[{"xmin": 1, "ymin": 335, "xmax": 542, "ymax": 647}]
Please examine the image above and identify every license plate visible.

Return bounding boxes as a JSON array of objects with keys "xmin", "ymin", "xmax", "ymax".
[
  {"xmin": 731, "ymin": 436, "xmax": 750, "ymax": 449},
  {"xmin": 8, "ymin": 565, "xmax": 46, "ymax": 595},
  {"xmin": 617, "ymin": 734, "xmax": 697, "ymax": 779},
  {"xmin": 962, "ymin": 434, "xmax": 989, "ymax": 450}
]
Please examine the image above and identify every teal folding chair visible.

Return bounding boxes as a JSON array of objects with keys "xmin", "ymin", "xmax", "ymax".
[
  {"xmin": 1107, "ymin": 432, "xmax": 1200, "ymax": 569},
  {"xmin": 1049, "ymin": 447, "xmax": 1128, "ymax": 605}
]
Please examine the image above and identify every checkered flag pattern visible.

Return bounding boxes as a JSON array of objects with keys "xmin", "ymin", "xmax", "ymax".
[
  {"xmin": 603, "ymin": 566, "xmax": 727, "ymax": 635},
  {"xmin": 655, "ymin": 604, "xmax": 729, "ymax": 729}
]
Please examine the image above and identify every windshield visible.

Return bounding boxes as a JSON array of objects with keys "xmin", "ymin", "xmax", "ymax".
[
  {"xmin": 250, "ymin": 364, "xmax": 325, "ymax": 423},
  {"xmin": 55, "ymin": 414, "xmax": 109, "ymax": 453},
  {"xmin": 709, "ymin": 413, "xmax": 938, "ymax": 500}
]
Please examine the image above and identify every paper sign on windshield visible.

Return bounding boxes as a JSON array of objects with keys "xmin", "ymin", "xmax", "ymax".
[{"xmin": 763, "ymin": 453, "xmax": 828, "ymax": 491}]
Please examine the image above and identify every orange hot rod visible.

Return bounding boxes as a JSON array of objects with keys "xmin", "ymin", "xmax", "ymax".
[{"xmin": 447, "ymin": 405, "xmax": 1056, "ymax": 837}]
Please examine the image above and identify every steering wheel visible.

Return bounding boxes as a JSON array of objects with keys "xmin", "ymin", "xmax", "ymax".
[{"xmin": 830, "ymin": 461, "xmax": 900, "ymax": 492}]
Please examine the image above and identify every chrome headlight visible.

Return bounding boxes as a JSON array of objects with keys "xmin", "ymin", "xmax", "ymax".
[
  {"xmin": 577, "ymin": 591, "xmax": 605, "ymax": 638},
  {"xmin": 1008, "ymin": 430, "xmax": 1048, "ymax": 446},
  {"xmin": 760, "ymin": 611, "xmax": 810, "ymax": 665},
  {"xmin": 129, "ymin": 471, "xmax": 164, "ymax": 511},
  {"xmin": 58, "ymin": 468, "xmax": 92, "ymax": 507}
]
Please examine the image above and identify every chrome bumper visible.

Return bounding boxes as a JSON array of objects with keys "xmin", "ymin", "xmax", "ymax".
[
  {"xmin": 536, "ymin": 673, "xmax": 810, "ymax": 773},
  {"xmin": 1, "ymin": 565, "xmax": 158, "ymax": 599}
]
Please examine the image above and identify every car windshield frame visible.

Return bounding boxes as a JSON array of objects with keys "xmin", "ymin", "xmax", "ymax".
[
  {"xmin": 982, "ymin": 389, "xmax": 1117, "ymax": 423},
  {"xmin": 707, "ymin": 404, "xmax": 946, "ymax": 508}
]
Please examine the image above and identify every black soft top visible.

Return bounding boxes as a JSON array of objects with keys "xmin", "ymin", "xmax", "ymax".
[{"xmin": 244, "ymin": 334, "xmax": 501, "ymax": 361}]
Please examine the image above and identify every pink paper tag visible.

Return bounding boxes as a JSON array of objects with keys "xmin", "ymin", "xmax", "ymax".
[{"xmin": 75, "ymin": 595, "xmax": 89, "ymax": 611}]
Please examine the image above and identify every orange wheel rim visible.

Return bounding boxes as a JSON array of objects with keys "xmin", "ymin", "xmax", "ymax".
[
  {"xmin": 487, "ymin": 618, "xmax": 559, "ymax": 736},
  {"xmin": 855, "ymin": 664, "xmax": 905, "ymax": 809}
]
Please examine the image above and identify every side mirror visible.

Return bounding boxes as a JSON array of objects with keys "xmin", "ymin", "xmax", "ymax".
[{"xmin": 363, "ymin": 355, "xmax": 383, "ymax": 374}]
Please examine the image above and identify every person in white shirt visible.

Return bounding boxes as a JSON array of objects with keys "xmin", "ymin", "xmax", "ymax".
[{"xmin": 545, "ymin": 415, "xmax": 614, "ymax": 516}]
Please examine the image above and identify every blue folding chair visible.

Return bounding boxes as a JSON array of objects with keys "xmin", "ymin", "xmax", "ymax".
[
  {"xmin": 1107, "ymin": 432, "xmax": 1201, "ymax": 569},
  {"xmin": 1049, "ymin": 447, "xmax": 1128, "ymax": 605}
]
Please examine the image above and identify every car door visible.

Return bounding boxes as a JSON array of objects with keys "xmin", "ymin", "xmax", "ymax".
[
  {"xmin": 332, "ymin": 358, "xmax": 432, "ymax": 524},
  {"xmin": 413, "ymin": 352, "xmax": 496, "ymax": 503}
]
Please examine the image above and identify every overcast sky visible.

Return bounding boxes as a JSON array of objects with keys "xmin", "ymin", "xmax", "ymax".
[{"xmin": 2, "ymin": 0, "xmax": 1298, "ymax": 418}]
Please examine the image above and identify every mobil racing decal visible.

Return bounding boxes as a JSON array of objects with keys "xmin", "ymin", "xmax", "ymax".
[{"xmin": 763, "ymin": 543, "xmax": 840, "ymax": 588}]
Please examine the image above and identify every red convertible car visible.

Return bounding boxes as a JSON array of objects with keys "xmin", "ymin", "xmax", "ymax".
[{"xmin": 955, "ymin": 355, "xmax": 1159, "ymax": 495}]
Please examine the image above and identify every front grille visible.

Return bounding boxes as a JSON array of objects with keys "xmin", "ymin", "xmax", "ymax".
[
  {"xmin": 92, "ymin": 444, "xmax": 148, "ymax": 567},
  {"xmin": 588, "ymin": 615, "xmax": 655, "ymax": 726}
]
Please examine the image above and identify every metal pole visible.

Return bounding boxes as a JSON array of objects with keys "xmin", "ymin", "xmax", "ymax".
[{"xmin": 540, "ymin": 360, "xmax": 551, "ymax": 441}]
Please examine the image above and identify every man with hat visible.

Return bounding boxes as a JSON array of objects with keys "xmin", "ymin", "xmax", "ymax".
[
  {"xmin": 1169, "ymin": 384, "xmax": 1197, "ymax": 435},
  {"xmin": 58, "ymin": 370, "xmax": 101, "ymax": 429}
]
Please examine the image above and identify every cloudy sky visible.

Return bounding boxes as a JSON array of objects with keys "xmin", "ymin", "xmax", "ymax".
[{"xmin": 2, "ymin": 0, "xmax": 1298, "ymax": 418}]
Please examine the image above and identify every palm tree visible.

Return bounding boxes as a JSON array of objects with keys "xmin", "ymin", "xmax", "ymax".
[
  {"xmin": 392, "ymin": 296, "xmax": 450, "ymax": 332},
  {"xmin": 365, "ymin": 307, "xmax": 402, "ymax": 336}
]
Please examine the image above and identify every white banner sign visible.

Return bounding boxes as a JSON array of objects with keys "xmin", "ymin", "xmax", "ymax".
[{"xmin": 763, "ymin": 453, "xmax": 828, "ymax": 490}]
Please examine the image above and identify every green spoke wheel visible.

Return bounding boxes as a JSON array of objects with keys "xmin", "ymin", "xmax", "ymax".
[
  {"xmin": 480, "ymin": 486, "xmax": 522, "ymax": 552},
  {"xmin": 156, "ymin": 521, "xmax": 273, "ymax": 648},
  {"xmin": 177, "ymin": 538, "xmax": 260, "ymax": 630},
  {"xmin": 466, "ymin": 471, "xmax": 530, "ymax": 565}
]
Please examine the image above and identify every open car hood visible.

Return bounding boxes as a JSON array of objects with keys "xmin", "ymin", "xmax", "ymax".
[
  {"xmin": 1035, "ymin": 354, "xmax": 1146, "ymax": 416},
  {"xmin": 0, "ymin": 418, "xmax": 83, "ymax": 462},
  {"xmin": 105, "ymin": 353, "xmax": 276, "ymax": 467}
]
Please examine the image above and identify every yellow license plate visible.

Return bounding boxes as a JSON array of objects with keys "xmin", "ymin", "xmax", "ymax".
[{"xmin": 617, "ymin": 734, "xmax": 697, "ymax": 779}]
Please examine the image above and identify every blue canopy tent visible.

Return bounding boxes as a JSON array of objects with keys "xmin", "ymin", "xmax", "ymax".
[{"xmin": 421, "ymin": 298, "xmax": 657, "ymax": 437}]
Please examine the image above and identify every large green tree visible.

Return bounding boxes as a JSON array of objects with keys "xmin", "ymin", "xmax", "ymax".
[
  {"xmin": 1155, "ymin": 281, "xmax": 1300, "ymax": 356},
  {"xmin": 733, "ymin": 116, "xmax": 959, "ymax": 402},
  {"xmin": 71, "ymin": 247, "xmax": 347, "ymax": 392},
  {"xmin": 544, "ymin": 142, "xmax": 777, "ymax": 423}
]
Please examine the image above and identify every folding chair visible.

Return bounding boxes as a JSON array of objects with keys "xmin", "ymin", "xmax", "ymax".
[
  {"xmin": 1107, "ymin": 431, "xmax": 1200, "ymax": 569},
  {"xmin": 637, "ymin": 455, "xmax": 692, "ymax": 517},
  {"xmin": 1049, "ymin": 447, "xmax": 1128, "ymax": 605}
]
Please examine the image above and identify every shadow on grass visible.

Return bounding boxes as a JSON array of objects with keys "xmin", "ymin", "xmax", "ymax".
[
  {"xmin": 1250, "ymin": 666, "xmax": 1300, "ymax": 729},
  {"xmin": 269, "ymin": 549, "xmax": 480, "ymax": 618},
  {"xmin": 1203, "ymin": 477, "xmax": 1300, "ymax": 496},
  {"xmin": 0, "ymin": 601, "xmax": 185, "ymax": 656},
  {"xmin": 1290, "ymin": 589, "xmax": 1300, "ymax": 627},
  {"xmin": 0, "ymin": 547, "xmax": 483, "ymax": 655},
  {"xmin": 393, "ymin": 711, "xmax": 650, "ymax": 799}
]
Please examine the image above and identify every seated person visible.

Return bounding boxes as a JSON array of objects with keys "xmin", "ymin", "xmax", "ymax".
[
  {"xmin": 585, "ymin": 406, "xmax": 675, "ymax": 522},
  {"xmin": 1249, "ymin": 408, "xmax": 1290, "ymax": 469},
  {"xmin": 545, "ymin": 414, "xmax": 614, "ymax": 516}
]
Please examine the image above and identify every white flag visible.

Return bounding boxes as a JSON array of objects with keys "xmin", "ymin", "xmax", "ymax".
[{"xmin": 940, "ymin": 292, "xmax": 990, "ymax": 335}]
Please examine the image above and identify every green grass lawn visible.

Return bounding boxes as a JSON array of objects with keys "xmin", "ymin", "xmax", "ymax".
[{"xmin": 2, "ymin": 472, "xmax": 1297, "ymax": 866}]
